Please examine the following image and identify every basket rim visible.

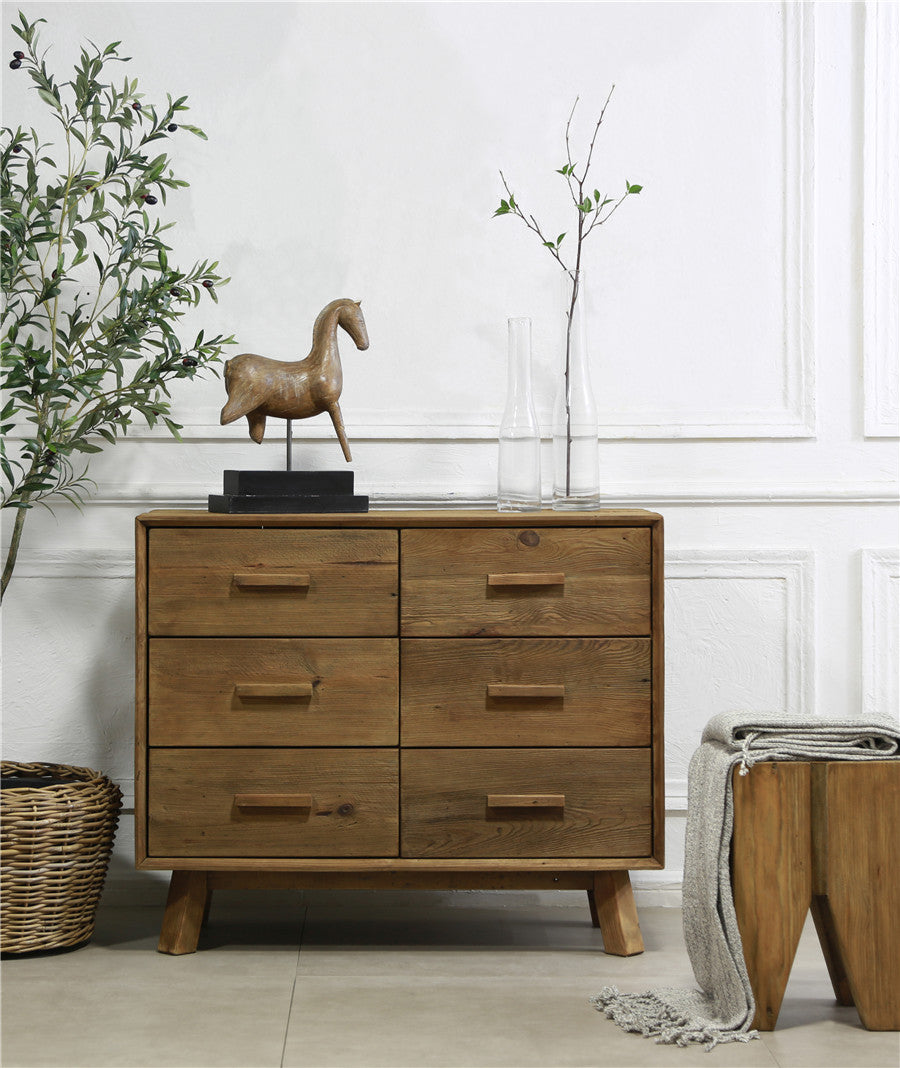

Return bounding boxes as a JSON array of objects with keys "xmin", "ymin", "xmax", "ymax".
[{"xmin": 1, "ymin": 761, "xmax": 117, "ymax": 791}]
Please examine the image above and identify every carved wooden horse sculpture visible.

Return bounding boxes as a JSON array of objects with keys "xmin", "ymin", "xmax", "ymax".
[{"xmin": 220, "ymin": 298, "xmax": 369, "ymax": 461}]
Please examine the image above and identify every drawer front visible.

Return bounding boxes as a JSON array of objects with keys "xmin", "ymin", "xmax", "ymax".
[
  {"xmin": 401, "ymin": 749, "xmax": 652, "ymax": 859},
  {"xmin": 149, "ymin": 638, "xmax": 398, "ymax": 746},
  {"xmin": 148, "ymin": 749, "xmax": 398, "ymax": 857},
  {"xmin": 400, "ymin": 527, "xmax": 651, "ymax": 636},
  {"xmin": 401, "ymin": 638, "xmax": 651, "ymax": 746},
  {"xmin": 148, "ymin": 529, "xmax": 398, "ymax": 636}
]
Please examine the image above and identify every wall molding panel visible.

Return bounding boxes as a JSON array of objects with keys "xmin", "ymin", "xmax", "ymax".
[
  {"xmin": 861, "ymin": 547, "xmax": 900, "ymax": 719},
  {"xmin": 863, "ymin": 1, "xmax": 900, "ymax": 438},
  {"xmin": 663, "ymin": 549, "xmax": 817, "ymax": 795}
]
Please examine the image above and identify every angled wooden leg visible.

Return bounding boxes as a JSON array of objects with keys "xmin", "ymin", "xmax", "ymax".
[
  {"xmin": 588, "ymin": 871, "xmax": 644, "ymax": 956},
  {"xmin": 809, "ymin": 894, "xmax": 854, "ymax": 1006},
  {"xmin": 816, "ymin": 762, "xmax": 900, "ymax": 1030},
  {"xmin": 732, "ymin": 762, "xmax": 812, "ymax": 1030},
  {"xmin": 158, "ymin": 870, "xmax": 208, "ymax": 955}
]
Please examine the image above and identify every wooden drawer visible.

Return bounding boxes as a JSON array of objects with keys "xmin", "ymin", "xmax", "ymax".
[
  {"xmin": 401, "ymin": 638, "xmax": 651, "ymax": 746},
  {"xmin": 148, "ymin": 749, "xmax": 398, "ymax": 858},
  {"xmin": 400, "ymin": 749, "xmax": 652, "ymax": 859},
  {"xmin": 400, "ymin": 527, "xmax": 650, "ymax": 636},
  {"xmin": 149, "ymin": 638, "xmax": 398, "ymax": 746},
  {"xmin": 147, "ymin": 528, "xmax": 398, "ymax": 636}
]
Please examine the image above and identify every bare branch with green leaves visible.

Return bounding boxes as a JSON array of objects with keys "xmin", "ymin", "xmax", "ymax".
[
  {"xmin": 492, "ymin": 88, "xmax": 642, "ymax": 495},
  {"xmin": 1, "ymin": 11, "xmax": 235, "ymax": 597}
]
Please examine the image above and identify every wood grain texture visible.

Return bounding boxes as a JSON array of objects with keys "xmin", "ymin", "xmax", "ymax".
[
  {"xmin": 148, "ymin": 748, "xmax": 398, "ymax": 858},
  {"xmin": 157, "ymin": 870, "xmax": 208, "ymax": 955},
  {"xmin": 732, "ymin": 762, "xmax": 812, "ymax": 1031},
  {"xmin": 148, "ymin": 528, "xmax": 398, "ymax": 636},
  {"xmin": 816, "ymin": 761, "xmax": 899, "ymax": 1030},
  {"xmin": 487, "ymin": 572, "xmax": 566, "ymax": 587},
  {"xmin": 134, "ymin": 518, "xmax": 149, "ymax": 866},
  {"xmin": 137, "ymin": 509, "xmax": 662, "ymax": 529},
  {"xmin": 206, "ymin": 870, "xmax": 598, "ymax": 891},
  {"xmin": 140, "ymin": 855, "xmax": 663, "ymax": 872},
  {"xmin": 650, "ymin": 517, "xmax": 665, "ymax": 867},
  {"xmin": 234, "ymin": 793, "xmax": 314, "ymax": 808},
  {"xmin": 149, "ymin": 638, "xmax": 398, "ymax": 746},
  {"xmin": 401, "ymin": 749, "xmax": 651, "ymax": 859},
  {"xmin": 401, "ymin": 638, "xmax": 651, "ymax": 747},
  {"xmin": 486, "ymin": 683, "xmax": 567, "ymax": 699},
  {"xmin": 487, "ymin": 794, "xmax": 566, "ymax": 808},
  {"xmin": 588, "ymin": 871, "xmax": 645, "ymax": 955},
  {"xmin": 400, "ymin": 527, "xmax": 651, "ymax": 636}
]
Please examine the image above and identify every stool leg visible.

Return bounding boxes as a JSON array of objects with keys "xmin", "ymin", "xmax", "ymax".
[
  {"xmin": 158, "ymin": 870, "xmax": 208, "ymax": 955},
  {"xmin": 809, "ymin": 894, "xmax": 854, "ymax": 1006},
  {"xmin": 816, "ymin": 763, "xmax": 900, "ymax": 1030},
  {"xmin": 732, "ymin": 762, "xmax": 812, "ymax": 1030},
  {"xmin": 588, "ymin": 871, "xmax": 644, "ymax": 955}
]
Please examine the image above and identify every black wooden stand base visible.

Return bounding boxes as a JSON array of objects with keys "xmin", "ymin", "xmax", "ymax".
[{"xmin": 208, "ymin": 470, "xmax": 368, "ymax": 513}]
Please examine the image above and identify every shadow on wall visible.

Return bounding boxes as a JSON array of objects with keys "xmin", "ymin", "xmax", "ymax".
[{"xmin": 2, "ymin": 572, "xmax": 135, "ymax": 781}]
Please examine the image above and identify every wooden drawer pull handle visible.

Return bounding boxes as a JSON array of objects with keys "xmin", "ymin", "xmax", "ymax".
[
  {"xmin": 487, "ymin": 683, "xmax": 566, "ymax": 699},
  {"xmin": 235, "ymin": 793, "xmax": 314, "ymax": 809},
  {"xmin": 487, "ymin": 572, "xmax": 565, "ymax": 587},
  {"xmin": 233, "ymin": 573, "xmax": 311, "ymax": 589},
  {"xmin": 487, "ymin": 794, "xmax": 566, "ymax": 809},
  {"xmin": 234, "ymin": 683, "xmax": 314, "ymax": 699}
]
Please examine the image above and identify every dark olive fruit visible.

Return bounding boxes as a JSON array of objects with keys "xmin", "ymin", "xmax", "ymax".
[
  {"xmin": 167, "ymin": 123, "xmax": 177, "ymax": 132},
  {"xmin": 131, "ymin": 101, "xmax": 141, "ymax": 110},
  {"xmin": 12, "ymin": 144, "xmax": 22, "ymax": 153},
  {"xmin": 181, "ymin": 358, "xmax": 198, "ymax": 368},
  {"xmin": 142, "ymin": 194, "xmax": 158, "ymax": 205},
  {"xmin": 13, "ymin": 50, "xmax": 24, "ymax": 59},
  {"xmin": 170, "ymin": 287, "xmax": 182, "ymax": 297},
  {"xmin": 202, "ymin": 279, "xmax": 214, "ymax": 289},
  {"xmin": 9, "ymin": 59, "xmax": 22, "ymax": 69}
]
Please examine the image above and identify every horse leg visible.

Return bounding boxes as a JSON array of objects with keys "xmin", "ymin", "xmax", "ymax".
[
  {"xmin": 327, "ymin": 403, "xmax": 352, "ymax": 462},
  {"xmin": 246, "ymin": 410, "xmax": 267, "ymax": 444}
]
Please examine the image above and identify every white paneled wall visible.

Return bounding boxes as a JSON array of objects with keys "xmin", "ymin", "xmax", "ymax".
[{"xmin": 2, "ymin": 2, "xmax": 898, "ymax": 906}]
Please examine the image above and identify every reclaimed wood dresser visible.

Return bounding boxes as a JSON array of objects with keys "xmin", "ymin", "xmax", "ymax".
[{"xmin": 135, "ymin": 509, "xmax": 664, "ymax": 954}]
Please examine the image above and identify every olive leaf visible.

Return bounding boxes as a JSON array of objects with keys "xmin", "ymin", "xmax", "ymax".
[{"xmin": 1, "ymin": 12, "xmax": 235, "ymax": 597}]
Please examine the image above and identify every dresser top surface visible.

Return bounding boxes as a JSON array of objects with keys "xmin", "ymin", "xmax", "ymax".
[{"xmin": 137, "ymin": 508, "xmax": 662, "ymax": 529}]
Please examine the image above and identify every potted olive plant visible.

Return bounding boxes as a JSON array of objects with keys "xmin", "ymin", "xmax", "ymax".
[
  {"xmin": 0, "ymin": 11, "xmax": 232, "ymax": 954},
  {"xmin": 2, "ymin": 11, "xmax": 233, "ymax": 598}
]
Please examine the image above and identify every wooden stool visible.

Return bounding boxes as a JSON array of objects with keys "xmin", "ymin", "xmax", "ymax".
[{"xmin": 731, "ymin": 760, "xmax": 899, "ymax": 1031}]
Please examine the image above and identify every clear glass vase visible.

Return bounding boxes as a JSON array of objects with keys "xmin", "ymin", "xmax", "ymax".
[
  {"xmin": 497, "ymin": 316, "xmax": 542, "ymax": 511},
  {"xmin": 552, "ymin": 270, "xmax": 600, "ymax": 510}
]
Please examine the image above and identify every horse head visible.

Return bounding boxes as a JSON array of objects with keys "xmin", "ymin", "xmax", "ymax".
[{"xmin": 337, "ymin": 299, "xmax": 369, "ymax": 352}]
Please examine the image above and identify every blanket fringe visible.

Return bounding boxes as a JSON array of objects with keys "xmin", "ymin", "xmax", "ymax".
[{"xmin": 590, "ymin": 988, "xmax": 758, "ymax": 1052}]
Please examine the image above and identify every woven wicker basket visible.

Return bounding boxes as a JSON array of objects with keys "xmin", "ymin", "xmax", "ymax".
[{"xmin": 1, "ymin": 762, "xmax": 123, "ymax": 955}]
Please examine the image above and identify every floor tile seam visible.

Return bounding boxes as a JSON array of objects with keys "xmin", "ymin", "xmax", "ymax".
[
  {"xmin": 748, "ymin": 1032, "xmax": 788, "ymax": 1068},
  {"xmin": 282, "ymin": 905, "xmax": 309, "ymax": 1065}
]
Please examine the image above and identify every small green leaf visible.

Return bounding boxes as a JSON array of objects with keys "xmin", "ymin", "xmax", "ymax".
[
  {"xmin": 37, "ymin": 88, "xmax": 61, "ymax": 111},
  {"xmin": 556, "ymin": 233, "xmax": 565, "ymax": 246},
  {"xmin": 627, "ymin": 183, "xmax": 643, "ymax": 194}
]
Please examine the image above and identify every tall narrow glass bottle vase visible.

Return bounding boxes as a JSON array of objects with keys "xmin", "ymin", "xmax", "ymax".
[
  {"xmin": 552, "ymin": 270, "xmax": 600, "ymax": 509},
  {"xmin": 498, "ymin": 317, "xmax": 541, "ymax": 511}
]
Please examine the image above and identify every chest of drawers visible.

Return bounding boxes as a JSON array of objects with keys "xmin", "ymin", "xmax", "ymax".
[{"xmin": 135, "ymin": 509, "xmax": 663, "ymax": 954}]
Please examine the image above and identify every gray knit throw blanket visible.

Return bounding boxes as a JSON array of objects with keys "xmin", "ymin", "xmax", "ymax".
[{"xmin": 591, "ymin": 712, "xmax": 900, "ymax": 1050}]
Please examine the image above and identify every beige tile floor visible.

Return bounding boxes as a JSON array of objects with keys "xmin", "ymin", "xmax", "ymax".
[{"xmin": 2, "ymin": 891, "xmax": 898, "ymax": 1068}]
